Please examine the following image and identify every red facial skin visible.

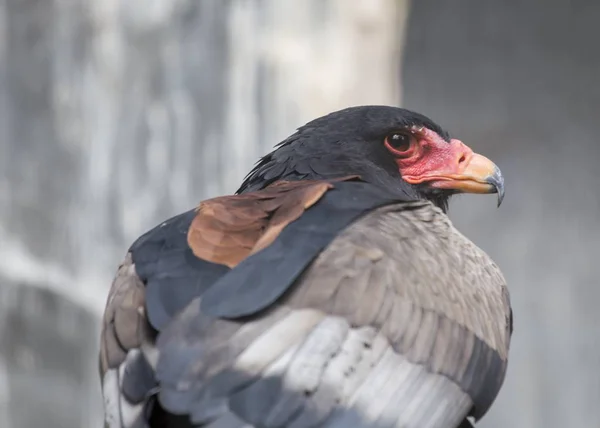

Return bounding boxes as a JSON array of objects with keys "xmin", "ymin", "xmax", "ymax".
[{"xmin": 385, "ymin": 127, "xmax": 500, "ymax": 194}]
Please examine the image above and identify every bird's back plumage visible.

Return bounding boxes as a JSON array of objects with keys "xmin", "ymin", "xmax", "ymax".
[{"xmin": 99, "ymin": 106, "xmax": 512, "ymax": 428}]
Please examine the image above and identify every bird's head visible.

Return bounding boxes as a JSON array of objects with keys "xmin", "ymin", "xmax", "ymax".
[{"xmin": 237, "ymin": 105, "xmax": 504, "ymax": 212}]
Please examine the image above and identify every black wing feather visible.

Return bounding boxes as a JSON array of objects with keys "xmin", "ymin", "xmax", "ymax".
[
  {"xmin": 130, "ymin": 209, "xmax": 230, "ymax": 331},
  {"xmin": 200, "ymin": 182, "xmax": 401, "ymax": 319}
]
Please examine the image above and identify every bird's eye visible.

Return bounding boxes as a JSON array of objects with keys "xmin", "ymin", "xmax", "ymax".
[{"xmin": 384, "ymin": 132, "xmax": 413, "ymax": 155}]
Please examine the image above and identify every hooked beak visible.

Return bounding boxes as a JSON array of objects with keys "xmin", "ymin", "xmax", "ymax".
[
  {"xmin": 402, "ymin": 139, "xmax": 505, "ymax": 207},
  {"xmin": 428, "ymin": 153, "xmax": 505, "ymax": 207}
]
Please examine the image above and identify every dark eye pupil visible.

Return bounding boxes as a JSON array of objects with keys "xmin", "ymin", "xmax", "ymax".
[{"xmin": 389, "ymin": 133, "xmax": 410, "ymax": 151}]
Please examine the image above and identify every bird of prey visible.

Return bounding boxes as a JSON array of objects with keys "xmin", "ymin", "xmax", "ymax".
[{"xmin": 99, "ymin": 106, "xmax": 512, "ymax": 428}]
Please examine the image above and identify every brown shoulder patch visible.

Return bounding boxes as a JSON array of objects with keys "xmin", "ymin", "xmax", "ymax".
[{"xmin": 187, "ymin": 176, "xmax": 359, "ymax": 268}]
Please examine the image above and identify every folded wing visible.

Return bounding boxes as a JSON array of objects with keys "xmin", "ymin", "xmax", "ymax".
[{"xmin": 100, "ymin": 180, "xmax": 512, "ymax": 428}]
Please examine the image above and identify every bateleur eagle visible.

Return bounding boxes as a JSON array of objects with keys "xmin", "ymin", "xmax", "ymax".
[{"xmin": 99, "ymin": 105, "xmax": 512, "ymax": 428}]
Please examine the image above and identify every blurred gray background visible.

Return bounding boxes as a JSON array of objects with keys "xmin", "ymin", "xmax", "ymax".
[{"xmin": 0, "ymin": 1, "xmax": 598, "ymax": 427}]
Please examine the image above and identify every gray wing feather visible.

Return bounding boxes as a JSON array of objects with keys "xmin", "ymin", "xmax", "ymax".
[{"xmin": 100, "ymin": 254, "xmax": 158, "ymax": 428}]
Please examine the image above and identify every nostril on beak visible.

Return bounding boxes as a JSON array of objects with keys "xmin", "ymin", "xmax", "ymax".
[{"xmin": 450, "ymin": 139, "xmax": 473, "ymax": 169}]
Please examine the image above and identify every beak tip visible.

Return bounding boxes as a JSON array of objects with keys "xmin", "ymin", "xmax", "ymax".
[{"xmin": 488, "ymin": 166, "xmax": 505, "ymax": 208}]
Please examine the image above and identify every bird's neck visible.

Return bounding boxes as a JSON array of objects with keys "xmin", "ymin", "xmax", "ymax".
[{"xmin": 237, "ymin": 152, "xmax": 417, "ymax": 201}]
